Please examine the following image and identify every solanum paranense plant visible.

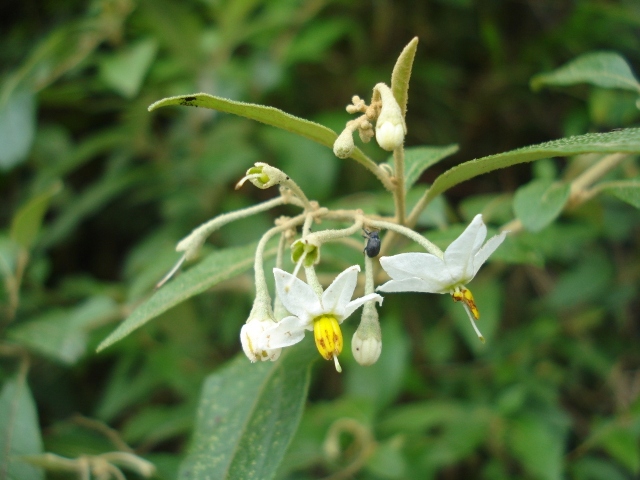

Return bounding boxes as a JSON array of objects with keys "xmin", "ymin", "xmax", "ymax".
[
  {"xmin": 85, "ymin": 33, "xmax": 640, "ymax": 480},
  {"xmin": 99, "ymin": 38, "xmax": 639, "ymax": 374},
  {"xmin": 130, "ymin": 37, "xmax": 506, "ymax": 372}
]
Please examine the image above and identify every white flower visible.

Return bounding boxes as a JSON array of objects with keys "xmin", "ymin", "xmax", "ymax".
[
  {"xmin": 262, "ymin": 265, "xmax": 383, "ymax": 371},
  {"xmin": 377, "ymin": 214, "xmax": 507, "ymax": 342},
  {"xmin": 240, "ymin": 304, "xmax": 282, "ymax": 362}
]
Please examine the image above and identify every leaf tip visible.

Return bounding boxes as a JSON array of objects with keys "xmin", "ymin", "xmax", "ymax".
[
  {"xmin": 96, "ymin": 333, "xmax": 119, "ymax": 353},
  {"xmin": 147, "ymin": 100, "xmax": 161, "ymax": 112}
]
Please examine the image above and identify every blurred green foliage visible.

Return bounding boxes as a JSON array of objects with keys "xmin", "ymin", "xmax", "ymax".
[{"xmin": 1, "ymin": 0, "xmax": 640, "ymax": 479}]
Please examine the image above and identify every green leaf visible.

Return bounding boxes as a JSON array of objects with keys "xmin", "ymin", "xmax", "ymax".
[
  {"xmin": 178, "ymin": 344, "xmax": 315, "ymax": 480},
  {"xmin": 391, "ymin": 37, "xmax": 419, "ymax": 117},
  {"xmin": 423, "ymin": 128, "xmax": 640, "ymax": 206},
  {"xmin": 8, "ymin": 296, "xmax": 118, "ymax": 365},
  {"xmin": 284, "ymin": 18, "xmax": 352, "ymax": 65},
  {"xmin": 0, "ymin": 377, "xmax": 44, "ymax": 480},
  {"xmin": 0, "ymin": 89, "xmax": 37, "ymax": 171},
  {"xmin": 508, "ymin": 416, "xmax": 565, "ymax": 480},
  {"xmin": 147, "ymin": 93, "xmax": 379, "ymax": 177},
  {"xmin": 378, "ymin": 400, "xmax": 464, "ymax": 435},
  {"xmin": 9, "ymin": 181, "xmax": 62, "ymax": 250},
  {"xmin": 386, "ymin": 144, "xmax": 459, "ymax": 190},
  {"xmin": 599, "ymin": 427, "xmax": 640, "ymax": 474},
  {"xmin": 345, "ymin": 316, "xmax": 409, "ymax": 411},
  {"xmin": 99, "ymin": 39, "xmax": 158, "ymax": 98},
  {"xmin": 97, "ymin": 243, "xmax": 268, "ymax": 352},
  {"xmin": 531, "ymin": 52, "xmax": 640, "ymax": 93},
  {"xmin": 572, "ymin": 456, "xmax": 629, "ymax": 480},
  {"xmin": 513, "ymin": 179, "xmax": 571, "ymax": 232},
  {"xmin": 39, "ymin": 170, "xmax": 141, "ymax": 250},
  {"xmin": 601, "ymin": 180, "xmax": 640, "ymax": 208}
]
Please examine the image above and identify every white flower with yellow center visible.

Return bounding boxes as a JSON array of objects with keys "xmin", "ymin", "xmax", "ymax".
[
  {"xmin": 263, "ymin": 265, "xmax": 383, "ymax": 372},
  {"xmin": 377, "ymin": 214, "xmax": 507, "ymax": 343}
]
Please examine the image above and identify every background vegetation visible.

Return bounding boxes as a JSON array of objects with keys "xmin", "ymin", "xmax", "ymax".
[{"xmin": 1, "ymin": 0, "xmax": 639, "ymax": 479}]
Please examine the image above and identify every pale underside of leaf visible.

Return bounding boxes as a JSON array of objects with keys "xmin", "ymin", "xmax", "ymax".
[
  {"xmin": 148, "ymin": 93, "xmax": 378, "ymax": 175},
  {"xmin": 386, "ymin": 144, "xmax": 459, "ymax": 190},
  {"xmin": 391, "ymin": 37, "xmax": 419, "ymax": 117},
  {"xmin": 97, "ymin": 243, "xmax": 272, "ymax": 352},
  {"xmin": 423, "ymin": 128, "xmax": 640, "ymax": 205},
  {"xmin": 531, "ymin": 51, "xmax": 640, "ymax": 93},
  {"xmin": 601, "ymin": 179, "xmax": 640, "ymax": 208},
  {"xmin": 513, "ymin": 179, "xmax": 571, "ymax": 232},
  {"xmin": 178, "ymin": 344, "xmax": 316, "ymax": 480}
]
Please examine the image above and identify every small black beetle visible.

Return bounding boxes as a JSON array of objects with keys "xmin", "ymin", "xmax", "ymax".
[{"xmin": 363, "ymin": 229, "xmax": 381, "ymax": 258}]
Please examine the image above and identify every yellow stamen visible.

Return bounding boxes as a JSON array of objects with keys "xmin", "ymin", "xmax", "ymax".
[
  {"xmin": 452, "ymin": 287, "xmax": 480, "ymax": 320},
  {"xmin": 313, "ymin": 315, "xmax": 343, "ymax": 371},
  {"xmin": 452, "ymin": 287, "xmax": 485, "ymax": 343}
]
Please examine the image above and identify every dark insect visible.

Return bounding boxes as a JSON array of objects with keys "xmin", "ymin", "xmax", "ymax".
[{"xmin": 363, "ymin": 229, "xmax": 381, "ymax": 258}]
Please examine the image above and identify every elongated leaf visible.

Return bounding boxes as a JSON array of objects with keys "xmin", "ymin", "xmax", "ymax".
[
  {"xmin": 10, "ymin": 181, "xmax": 62, "ymax": 250},
  {"xmin": 0, "ymin": 377, "xmax": 44, "ymax": 480},
  {"xmin": 148, "ymin": 93, "xmax": 378, "ymax": 174},
  {"xmin": 386, "ymin": 144, "xmax": 458, "ymax": 190},
  {"xmin": 508, "ymin": 415, "xmax": 565, "ymax": 480},
  {"xmin": 100, "ymin": 38, "xmax": 158, "ymax": 98},
  {"xmin": 599, "ymin": 427, "xmax": 640, "ymax": 474},
  {"xmin": 179, "ymin": 344, "xmax": 316, "ymax": 480},
  {"xmin": 601, "ymin": 180, "xmax": 640, "ymax": 208},
  {"xmin": 9, "ymin": 296, "xmax": 118, "ymax": 364},
  {"xmin": 391, "ymin": 37, "xmax": 419, "ymax": 117},
  {"xmin": 97, "ymin": 243, "xmax": 268, "ymax": 351},
  {"xmin": 423, "ymin": 128, "xmax": 640, "ymax": 206},
  {"xmin": 0, "ymin": 89, "xmax": 37, "ymax": 171},
  {"xmin": 531, "ymin": 51, "xmax": 640, "ymax": 93},
  {"xmin": 513, "ymin": 179, "xmax": 571, "ymax": 232}
]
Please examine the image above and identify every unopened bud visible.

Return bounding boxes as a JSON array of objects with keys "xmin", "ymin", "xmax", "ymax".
[
  {"xmin": 236, "ymin": 162, "xmax": 288, "ymax": 190},
  {"xmin": 290, "ymin": 238, "xmax": 320, "ymax": 267},
  {"xmin": 352, "ymin": 303, "xmax": 382, "ymax": 366},
  {"xmin": 333, "ymin": 128, "xmax": 355, "ymax": 158},
  {"xmin": 373, "ymin": 83, "xmax": 406, "ymax": 151}
]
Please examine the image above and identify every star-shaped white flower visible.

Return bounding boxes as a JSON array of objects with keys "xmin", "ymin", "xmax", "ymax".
[
  {"xmin": 377, "ymin": 214, "xmax": 507, "ymax": 342},
  {"xmin": 262, "ymin": 265, "xmax": 382, "ymax": 371}
]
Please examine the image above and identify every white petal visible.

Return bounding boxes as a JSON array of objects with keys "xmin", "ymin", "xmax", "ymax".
[
  {"xmin": 342, "ymin": 293, "xmax": 383, "ymax": 321},
  {"xmin": 377, "ymin": 277, "xmax": 448, "ymax": 294},
  {"xmin": 273, "ymin": 268, "xmax": 322, "ymax": 323},
  {"xmin": 376, "ymin": 122, "xmax": 405, "ymax": 151},
  {"xmin": 444, "ymin": 214, "xmax": 487, "ymax": 281},
  {"xmin": 262, "ymin": 315, "xmax": 307, "ymax": 349},
  {"xmin": 472, "ymin": 230, "xmax": 507, "ymax": 277},
  {"xmin": 321, "ymin": 265, "xmax": 359, "ymax": 315},
  {"xmin": 379, "ymin": 253, "xmax": 451, "ymax": 285},
  {"xmin": 240, "ymin": 321, "xmax": 282, "ymax": 362}
]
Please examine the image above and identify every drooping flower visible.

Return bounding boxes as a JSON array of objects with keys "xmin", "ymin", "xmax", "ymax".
[
  {"xmin": 240, "ymin": 302, "xmax": 282, "ymax": 362},
  {"xmin": 260, "ymin": 266, "xmax": 383, "ymax": 371},
  {"xmin": 377, "ymin": 214, "xmax": 507, "ymax": 342}
]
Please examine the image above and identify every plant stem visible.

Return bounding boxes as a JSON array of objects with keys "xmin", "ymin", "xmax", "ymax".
[
  {"xmin": 393, "ymin": 146, "xmax": 406, "ymax": 225},
  {"xmin": 367, "ymin": 219, "xmax": 443, "ymax": 257},
  {"xmin": 567, "ymin": 153, "xmax": 628, "ymax": 208}
]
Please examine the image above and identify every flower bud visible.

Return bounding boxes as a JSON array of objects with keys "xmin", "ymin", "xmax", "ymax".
[
  {"xmin": 333, "ymin": 128, "xmax": 355, "ymax": 159},
  {"xmin": 373, "ymin": 83, "xmax": 406, "ymax": 151},
  {"xmin": 351, "ymin": 303, "xmax": 382, "ymax": 366},
  {"xmin": 235, "ymin": 162, "xmax": 288, "ymax": 190},
  {"xmin": 290, "ymin": 238, "xmax": 320, "ymax": 267}
]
